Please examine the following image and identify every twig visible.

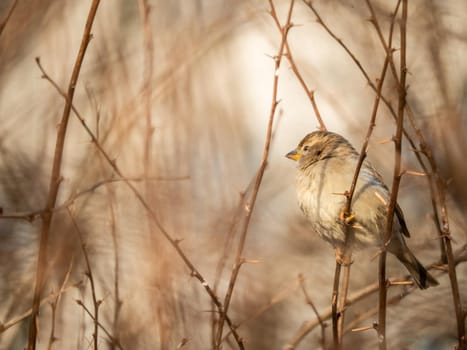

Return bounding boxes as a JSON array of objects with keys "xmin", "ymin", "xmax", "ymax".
[
  {"xmin": 0, "ymin": 0, "xmax": 19, "ymax": 36},
  {"xmin": 0, "ymin": 176, "xmax": 187, "ymax": 223},
  {"xmin": 67, "ymin": 207, "xmax": 100, "ymax": 350},
  {"xmin": 214, "ymin": 0, "xmax": 295, "ymax": 346},
  {"xmin": 221, "ymin": 276, "xmax": 301, "ymax": 343},
  {"xmin": 343, "ymin": 0, "xmax": 400, "ymax": 221},
  {"xmin": 27, "ymin": 2, "xmax": 101, "ymax": 349},
  {"xmin": 345, "ymin": 286, "xmax": 413, "ymax": 336},
  {"xmin": 211, "ymin": 185, "xmax": 251, "ymax": 348},
  {"xmin": 1, "ymin": 280, "xmax": 82, "ymax": 334},
  {"xmin": 378, "ymin": 2, "xmax": 408, "ymax": 349},
  {"xmin": 75, "ymin": 300, "xmax": 125, "ymax": 350},
  {"xmin": 138, "ymin": 0, "xmax": 155, "ymax": 185},
  {"xmin": 337, "ymin": 254, "xmax": 352, "ymax": 346},
  {"xmin": 269, "ymin": 4, "xmax": 325, "ymax": 130},
  {"xmin": 331, "ymin": 256, "xmax": 341, "ymax": 349},
  {"xmin": 46, "ymin": 260, "xmax": 74, "ymax": 350},
  {"xmin": 298, "ymin": 274, "xmax": 326, "ymax": 348}
]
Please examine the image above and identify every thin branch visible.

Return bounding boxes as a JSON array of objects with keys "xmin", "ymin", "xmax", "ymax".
[
  {"xmin": 1, "ymin": 280, "xmax": 82, "ymax": 334},
  {"xmin": 337, "ymin": 254, "xmax": 352, "ymax": 346},
  {"xmin": 331, "ymin": 256, "xmax": 342, "ymax": 349},
  {"xmin": 378, "ymin": 2, "xmax": 408, "ymax": 348},
  {"xmin": 46, "ymin": 260, "xmax": 74, "ymax": 350},
  {"xmin": 75, "ymin": 300, "xmax": 125, "ymax": 350},
  {"xmin": 214, "ymin": 0, "xmax": 295, "ymax": 346},
  {"xmin": 343, "ymin": 0, "xmax": 400, "ymax": 220},
  {"xmin": 221, "ymin": 276, "xmax": 301, "ymax": 343},
  {"xmin": 211, "ymin": 185, "xmax": 251, "ymax": 348},
  {"xmin": 0, "ymin": 176, "xmax": 187, "ymax": 223},
  {"xmin": 269, "ymin": 5, "xmax": 326, "ymax": 130},
  {"xmin": 0, "ymin": 0, "xmax": 19, "ymax": 36},
  {"xmin": 27, "ymin": 1, "xmax": 101, "ymax": 349},
  {"xmin": 298, "ymin": 274, "xmax": 326, "ymax": 348},
  {"xmin": 67, "ymin": 207, "xmax": 100, "ymax": 350}
]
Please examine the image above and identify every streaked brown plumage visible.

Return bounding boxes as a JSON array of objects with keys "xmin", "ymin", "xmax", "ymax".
[{"xmin": 286, "ymin": 131, "xmax": 438, "ymax": 289}]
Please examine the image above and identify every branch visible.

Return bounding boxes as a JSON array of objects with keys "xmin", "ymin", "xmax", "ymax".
[
  {"xmin": 0, "ymin": 0, "xmax": 18, "ymax": 36},
  {"xmin": 67, "ymin": 207, "xmax": 101, "ymax": 350},
  {"xmin": 214, "ymin": 0, "xmax": 295, "ymax": 346},
  {"xmin": 27, "ymin": 1, "xmax": 101, "ymax": 348},
  {"xmin": 378, "ymin": 2, "xmax": 408, "ymax": 348},
  {"xmin": 269, "ymin": 3, "xmax": 325, "ymax": 130}
]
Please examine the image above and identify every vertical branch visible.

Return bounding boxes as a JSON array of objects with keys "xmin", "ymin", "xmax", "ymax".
[
  {"xmin": 336, "ymin": 3, "xmax": 400, "ymax": 346},
  {"xmin": 378, "ymin": 1, "xmax": 408, "ymax": 349},
  {"xmin": 331, "ymin": 259, "xmax": 341, "ymax": 349},
  {"xmin": 269, "ymin": 10, "xmax": 326, "ymax": 130},
  {"xmin": 27, "ymin": 1, "xmax": 101, "ymax": 349},
  {"xmin": 0, "ymin": 0, "xmax": 19, "ymax": 36},
  {"xmin": 138, "ymin": 0, "xmax": 155, "ymax": 183},
  {"xmin": 46, "ymin": 261, "xmax": 73, "ymax": 350},
  {"xmin": 298, "ymin": 274, "xmax": 326, "ymax": 348},
  {"xmin": 336, "ymin": 254, "xmax": 351, "ymax": 346},
  {"xmin": 214, "ymin": 0, "xmax": 295, "ymax": 347},
  {"xmin": 67, "ymin": 207, "xmax": 100, "ymax": 350}
]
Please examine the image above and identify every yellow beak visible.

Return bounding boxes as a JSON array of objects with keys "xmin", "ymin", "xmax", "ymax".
[{"xmin": 286, "ymin": 149, "xmax": 301, "ymax": 161}]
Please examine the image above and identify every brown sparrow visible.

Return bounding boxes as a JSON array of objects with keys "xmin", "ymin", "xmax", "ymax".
[{"xmin": 286, "ymin": 131, "xmax": 438, "ymax": 289}]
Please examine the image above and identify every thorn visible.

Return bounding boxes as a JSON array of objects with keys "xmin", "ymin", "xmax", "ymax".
[
  {"xmin": 388, "ymin": 280, "xmax": 413, "ymax": 286},
  {"xmin": 374, "ymin": 191, "xmax": 387, "ymax": 205},
  {"xmin": 243, "ymin": 258, "xmax": 262, "ymax": 264},
  {"xmin": 352, "ymin": 325, "xmax": 373, "ymax": 332},
  {"xmin": 378, "ymin": 138, "xmax": 392, "ymax": 144},
  {"xmin": 402, "ymin": 169, "xmax": 426, "ymax": 177},
  {"xmin": 174, "ymin": 238, "xmax": 184, "ymax": 245}
]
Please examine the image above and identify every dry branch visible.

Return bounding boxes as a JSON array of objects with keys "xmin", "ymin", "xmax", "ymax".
[
  {"xmin": 27, "ymin": 1, "xmax": 101, "ymax": 348},
  {"xmin": 214, "ymin": 0, "xmax": 295, "ymax": 346}
]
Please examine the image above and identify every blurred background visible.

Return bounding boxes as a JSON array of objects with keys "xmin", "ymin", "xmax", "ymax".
[{"xmin": 0, "ymin": 0, "xmax": 466, "ymax": 349}]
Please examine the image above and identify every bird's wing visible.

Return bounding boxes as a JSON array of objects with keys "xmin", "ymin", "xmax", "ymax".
[{"xmin": 395, "ymin": 203, "xmax": 411, "ymax": 238}]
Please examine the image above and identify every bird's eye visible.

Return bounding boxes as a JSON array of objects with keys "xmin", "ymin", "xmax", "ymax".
[{"xmin": 303, "ymin": 146, "xmax": 310, "ymax": 151}]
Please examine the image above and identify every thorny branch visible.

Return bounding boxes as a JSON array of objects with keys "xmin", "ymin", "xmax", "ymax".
[
  {"xmin": 269, "ymin": 3, "xmax": 325, "ymax": 131},
  {"xmin": 67, "ymin": 207, "xmax": 101, "ymax": 350},
  {"xmin": 27, "ymin": 1, "xmax": 101, "ymax": 349},
  {"xmin": 214, "ymin": 0, "xmax": 295, "ymax": 347},
  {"xmin": 377, "ymin": 1, "xmax": 408, "ymax": 348},
  {"xmin": 365, "ymin": 1, "xmax": 466, "ymax": 346}
]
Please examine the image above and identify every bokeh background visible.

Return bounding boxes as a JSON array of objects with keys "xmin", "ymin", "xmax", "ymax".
[{"xmin": 0, "ymin": 0, "xmax": 466, "ymax": 349}]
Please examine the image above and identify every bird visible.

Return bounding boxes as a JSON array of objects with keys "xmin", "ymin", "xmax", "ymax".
[{"xmin": 286, "ymin": 130, "xmax": 438, "ymax": 289}]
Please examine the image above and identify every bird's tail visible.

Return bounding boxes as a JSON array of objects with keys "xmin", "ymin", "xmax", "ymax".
[{"xmin": 396, "ymin": 249, "xmax": 439, "ymax": 289}]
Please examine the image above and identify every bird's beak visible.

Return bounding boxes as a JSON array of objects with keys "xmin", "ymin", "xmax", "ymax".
[{"xmin": 286, "ymin": 149, "xmax": 301, "ymax": 161}]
